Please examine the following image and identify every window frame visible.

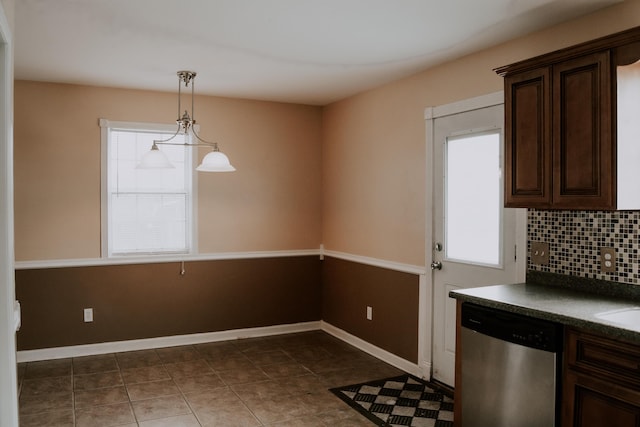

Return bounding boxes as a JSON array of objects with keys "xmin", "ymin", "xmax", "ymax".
[{"xmin": 99, "ymin": 119, "xmax": 198, "ymax": 258}]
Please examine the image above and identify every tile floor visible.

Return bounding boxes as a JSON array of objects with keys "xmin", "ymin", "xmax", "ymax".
[{"xmin": 18, "ymin": 331, "xmax": 406, "ymax": 426}]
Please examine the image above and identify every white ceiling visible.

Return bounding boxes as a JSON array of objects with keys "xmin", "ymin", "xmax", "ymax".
[{"xmin": 15, "ymin": 0, "xmax": 621, "ymax": 105}]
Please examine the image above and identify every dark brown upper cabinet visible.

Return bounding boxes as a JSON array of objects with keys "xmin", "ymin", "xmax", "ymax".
[
  {"xmin": 503, "ymin": 67, "xmax": 552, "ymax": 207},
  {"xmin": 496, "ymin": 26, "xmax": 640, "ymax": 210}
]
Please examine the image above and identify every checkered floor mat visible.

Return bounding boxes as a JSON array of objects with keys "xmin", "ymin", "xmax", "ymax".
[{"xmin": 330, "ymin": 374, "xmax": 454, "ymax": 427}]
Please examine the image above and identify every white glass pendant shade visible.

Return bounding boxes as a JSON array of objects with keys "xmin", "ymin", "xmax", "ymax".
[
  {"xmin": 136, "ymin": 143, "xmax": 175, "ymax": 169},
  {"xmin": 196, "ymin": 150, "xmax": 236, "ymax": 172}
]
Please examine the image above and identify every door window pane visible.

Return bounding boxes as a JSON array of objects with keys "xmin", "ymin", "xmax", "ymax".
[{"xmin": 445, "ymin": 131, "xmax": 501, "ymax": 265}]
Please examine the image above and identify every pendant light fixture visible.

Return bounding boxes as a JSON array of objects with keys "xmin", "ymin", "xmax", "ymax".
[{"xmin": 137, "ymin": 70, "xmax": 236, "ymax": 172}]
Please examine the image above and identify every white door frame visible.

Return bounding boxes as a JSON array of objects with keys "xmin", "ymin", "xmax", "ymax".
[
  {"xmin": 0, "ymin": 0, "xmax": 18, "ymax": 425},
  {"xmin": 423, "ymin": 91, "xmax": 527, "ymax": 381}
]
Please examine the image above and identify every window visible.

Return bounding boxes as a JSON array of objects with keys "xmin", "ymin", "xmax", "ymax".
[{"xmin": 100, "ymin": 120, "xmax": 196, "ymax": 257}]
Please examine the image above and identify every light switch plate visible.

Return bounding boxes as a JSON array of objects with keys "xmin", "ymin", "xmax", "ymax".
[{"xmin": 530, "ymin": 242, "xmax": 550, "ymax": 265}]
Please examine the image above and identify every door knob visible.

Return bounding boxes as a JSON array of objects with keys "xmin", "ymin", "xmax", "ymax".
[{"xmin": 431, "ymin": 261, "xmax": 442, "ymax": 271}]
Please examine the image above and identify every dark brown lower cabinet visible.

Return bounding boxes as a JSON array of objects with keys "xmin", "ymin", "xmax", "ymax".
[
  {"xmin": 563, "ymin": 328, "xmax": 640, "ymax": 426},
  {"xmin": 563, "ymin": 370, "xmax": 640, "ymax": 426}
]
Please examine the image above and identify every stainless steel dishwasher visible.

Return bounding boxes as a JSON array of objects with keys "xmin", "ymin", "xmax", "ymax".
[{"xmin": 460, "ymin": 302, "xmax": 562, "ymax": 427}]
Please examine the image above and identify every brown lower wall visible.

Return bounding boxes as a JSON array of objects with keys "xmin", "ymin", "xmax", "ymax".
[
  {"xmin": 15, "ymin": 255, "xmax": 419, "ymax": 364},
  {"xmin": 15, "ymin": 256, "xmax": 322, "ymax": 351},
  {"xmin": 321, "ymin": 257, "xmax": 419, "ymax": 363}
]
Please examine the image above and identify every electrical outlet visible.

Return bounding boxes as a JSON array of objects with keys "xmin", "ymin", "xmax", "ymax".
[
  {"xmin": 366, "ymin": 306, "xmax": 373, "ymax": 321},
  {"xmin": 600, "ymin": 247, "xmax": 616, "ymax": 273},
  {"xmin": 530, "ymin": 242, "xmax": 550, "ymax": 265},
  {"xmin": 83, "ymin": 308, "xmax": 93, "ymax": 323}
]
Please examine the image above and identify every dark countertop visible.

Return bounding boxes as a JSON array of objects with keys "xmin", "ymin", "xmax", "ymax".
[{"xmin": 449, "ymin": 275, "xmax": 640, "ymax": 345}]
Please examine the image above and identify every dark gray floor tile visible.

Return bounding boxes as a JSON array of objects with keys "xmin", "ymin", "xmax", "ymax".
[
  {"xmin": 18, "ymin": 408, "xmax": 74, "ymax": 427},
  {"xmin": 284, "ymin": 346, "xmax": 334, "ymax": 363},
  {"xmin": 138, "ymin": 413, "xmax": 201, "ymax": 426},
  {"xmin": 243, "ymin": 394, "xmax": 312, "ymax": 424},
  {"xmin": 131, "ymin": 394, "xmax": 192, "ymax": 422},
  {"xmin": 17, "ymin": 363, "xmax": 26, "ymax": 383},
  {"xmin": 116, "ymin": 349, "xmax": 163, "ymax": 369},
  {"xmin": 276, "ymin": 373, "xmax": 325, "ymax": 393},
  {"xmin": 233, "ymin": 337, "xmax": 282, "ymax": 354},
  {"xmin": 74, "ymin": 371, "xmax": 123, "ymax": 390},
  {"xmin": 75, "ymin": 402, "xmax": 136, "ymax": 427},
  {"xmin": 156, "ymin": 345, "xmax": 201, "ymax": 363},
  {"xmin": 194, "ymin": 341, "xmax": 240, "ymax": 359},
  {"xmin": 173, "ymin": 373, "xmax": 226, "ymax": 394},
  {"xmin": 299, "ymin": 389, "xmax": 348, "ymax": 414},
  {"xmin": 74, "ymin": 385, "xmax": 129, "ymax": 409},
  {"xmin": 164, "ymin": 359, "xmax": 214, "ymax": 379},
  {"xmin": 245, "ymin": 349, "xmax": 293, "ymax": 365},
  {"xmin": 265, "ymin": 415, "xmax": 327, "ymax": 427},
  {"xmin": 73, "ymin": 354, "xmax": 118, "ymax": 375},
  {"xmin": 231, "ymin": 379, "xmax": 290, "ymax": 401},
  {"xmin": 21, "ymin": 376, "xmax": 72, "ymax": 396},
  {"xmin": 206, "ymin": 354, "xmax": 253, "ymax": 372},
  {"xmin": 24, "ymin": 359, "xmax": 72, "ymax": 379},
  {"xmin": 313, "ymin": 406, "xmax": 377, "ymax": 426},
  {"xmin": 217, "ymin": 365, "xmax": 270, "ymax": 385},
  {"xmin": 126, "ymin": 379, "xmax": 180, "ymax": 401},
  {"xmin": 19, "ymin": 390, "xmax": 73, "ymax": 415},
  {"xmin": 260, "ymin": 361, "xmax": 311, "ymax": 379},
  {"xmin": 121, "ymin": 365, "xmax": 170, "ymax": 384},
  {"xmin": 186, "ymin": 388, "xmax": 261, "ymax": 426}
]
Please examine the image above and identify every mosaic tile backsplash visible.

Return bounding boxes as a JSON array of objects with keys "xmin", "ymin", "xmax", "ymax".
[{"xmin": 527, "ymin": 209, "xmax": 640, "ymax": 285}]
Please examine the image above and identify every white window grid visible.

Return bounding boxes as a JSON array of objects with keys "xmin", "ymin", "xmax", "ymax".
[{"xmin": 99, "ymin": 119, "xmax": 197, "ymax": 257}]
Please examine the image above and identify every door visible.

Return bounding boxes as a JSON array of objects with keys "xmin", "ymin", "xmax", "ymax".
[
  {"xmin": 427, "ymin": 95, "xmax": 525, "ymax": 387},
  {"xmin": 0, "ymin": 3, "xmax": 19, "ymax": 426}
]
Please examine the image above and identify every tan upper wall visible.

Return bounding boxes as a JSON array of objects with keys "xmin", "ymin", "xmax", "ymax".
[
  {"xmin": 14, "ymin": 1, "xmax": 640, "ymax": 263},
  {"xmin": 14, "ymin": 82, "xmax": 322, "ymax": 260},
  {"xmin": 322, "ymin": 0, "xmax": 640, "ymax": 267}
]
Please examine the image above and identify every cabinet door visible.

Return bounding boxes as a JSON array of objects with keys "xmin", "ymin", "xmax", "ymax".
[
  {"xmin": 563, "ymin": 370, "xmax": 640, "ymax": 427},
  {"xmin": 552, "ymin": 51, "xmax": 614, "ymax": 209},
  {"xmin": 504, "ymin": 67, "xmax": 552, "ymax": 207}
]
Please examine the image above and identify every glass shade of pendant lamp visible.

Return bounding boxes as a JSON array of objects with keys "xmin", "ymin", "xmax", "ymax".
[
  {"xmin": 196, "ymin": 148, "xmax": 236, "ymax": 172},
  {"xmin": 137, "ymin": 143, "xmax": 175, "ymax": 169}
]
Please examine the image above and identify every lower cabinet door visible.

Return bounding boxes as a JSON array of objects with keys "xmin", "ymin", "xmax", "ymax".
[{"xmin": 563, "ymin": 370, "xmax": 640, "ymax": 427}]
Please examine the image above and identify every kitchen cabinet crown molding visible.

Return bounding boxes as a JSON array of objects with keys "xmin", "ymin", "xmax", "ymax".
[{"xmin": 495, "ymin": 25, "xmax": 640, "ymax": 77}]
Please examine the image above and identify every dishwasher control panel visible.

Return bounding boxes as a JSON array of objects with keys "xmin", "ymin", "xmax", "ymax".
[{"xmin": 461, "ymin": 303, "xmax": 562, "ymax": 352}]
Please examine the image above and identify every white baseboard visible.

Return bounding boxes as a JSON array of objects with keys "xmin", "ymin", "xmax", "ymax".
[
  {"xmin": 320, "ymin": 321, "xmax": 424, "ymax": 379},
  {"xmin": 17, "ymin": 321, "xmax": 322, "ymax": 363},
  {"xmin": 18, "ymin": 320, "xmax": 426, "ymax": 381}
]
